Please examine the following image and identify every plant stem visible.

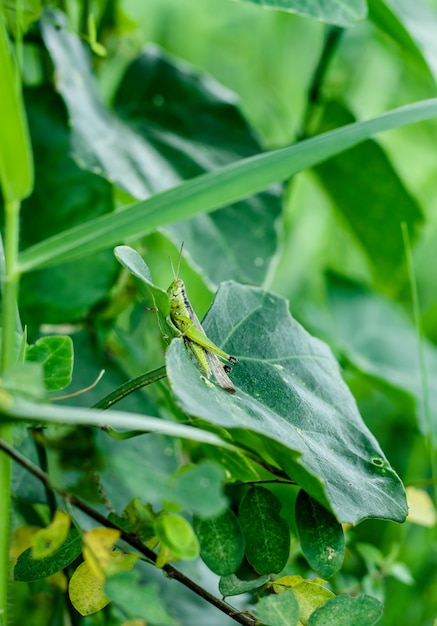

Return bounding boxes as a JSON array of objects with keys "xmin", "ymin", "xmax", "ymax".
[
  {"xmin": 0, "ymin": 198, "xmax": 20, "ymax": 626},
  {"xmin": 0, "ymin": 437, "xmax": 258, "ymax": 626}
]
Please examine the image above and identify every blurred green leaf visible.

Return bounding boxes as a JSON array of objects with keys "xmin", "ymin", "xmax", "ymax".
[
  {"xmin": 253, "ymin": 590, "xmax": 300, "ymax": 626},
  {"xmin": 114, "ymin": 46, "xmax": 282, "ymax": 287},
  {"xmin": 219, "ymin": 559, "xmax": 270, "ymax": 596},
  {"xmin": 166, "ymin": 282, "xmax": 407, "ymax": 524},
  {"xmin": 3, "ymin": 361, "xmax": 45, "ymax": 399},
  {"xmin": 235, "ymin": 0, "xmax": 367, "ymax": 27},
  {"xmin": 14, "ymin": 527, "xmax": 82, "ymax": 581},
  {"xmin": 20, "ymin": 86, "xmax": 116, "ymax": 332},
  {"xmin": 238, "ymin": 486, "xmax": 290, "ymax": 575},
  {"xmin": 322, "ymin": 275, "xmax": 437, "ymax": 437},
  {"xmin": 105, "ymin": 571, "xmax": 178, "ymax": 626},
  {"xmin": 170, "ymin": 461, "xmax": 227, "ymax": 518},
  {"xmin": 308, "ymin": 593, "xmax": 383, "ymax": 626},
  {"xmin": 295, "ymin": 490, "xmax": 345, "ymax": 578},
  {"xmin": 194, "ymin": 508, "xmax": 245, "ymax": 575},
  {"xmin": 314, "ymin": 101, "xmax": 423, "ymax": 281},
  {"xmin": 154, "ymin": 514, "xmax": 199, "ymax": 559},
  {"xmin": 369, "ymin": 0, "xmax": 437, "ymax": 83},
  {"xmin": 26, "ymin": 336, "xmax": 73, "ymax": 391}
]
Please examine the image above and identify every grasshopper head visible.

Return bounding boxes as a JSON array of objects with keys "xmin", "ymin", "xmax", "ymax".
[{"xmin": 168, "ymin": 279, "xmax": 185, "ymax": 311}]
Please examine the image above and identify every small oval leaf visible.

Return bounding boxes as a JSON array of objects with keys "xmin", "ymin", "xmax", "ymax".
[
  {"xmin": 308, "ymin": 594, "xmax": 384, "ymax": 626},
  {"xmin": 194, "ymin": 508, "xmax": 245, "ymax": 575},
  {"xmin": 238, "ymin": 486, "xmax": 290, "ymax": 575},
  {"xmin": 219, "ymin": 559, "xmax": 270, "ymax": 597},
  {"xmin": 295, "ymin": 490, "xmax": 345, "ymax": 578},
  {"xmin": 69, "ymin": 561, "xmax": 110, "ymax": 616}
]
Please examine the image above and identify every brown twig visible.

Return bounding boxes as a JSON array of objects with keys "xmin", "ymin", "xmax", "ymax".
[{"xmin": 0, "ymin": 437, "xmax": 259, "ymax": 626}]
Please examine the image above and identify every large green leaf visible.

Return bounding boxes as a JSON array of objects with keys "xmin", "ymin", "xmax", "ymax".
[
  {"xmin": 40, "ymin": 10, "xmax": 281, "ymax": 288},
  {"xmin": 313, "ymin": 101, "xmax": 423, "ymax": 281},
  {"xmin": 308, "ymin": 593, "xmax": 383, "ymax": 626},
  {"xmin": 253, "ymin": 590, "xmax": 300, "ymax": 626},
  {"xmin": 14, "ymin": 528, "xmax": 82, "ymax": 581},
  {"xmin": 165, "ymin": 282, "xmax": 407, "ymax": 524},
  {"xmin": 234, "ymin": 0, "xmax": 367, "ymax": 27},
  {"xmin": 114, "ymin": 47, "xmax": 282, "ymax": 287}
]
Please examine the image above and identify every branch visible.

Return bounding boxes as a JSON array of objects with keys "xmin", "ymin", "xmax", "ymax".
[{"xmin": 0, "ymin": 437, "xmax": 258, "ymax": 626}]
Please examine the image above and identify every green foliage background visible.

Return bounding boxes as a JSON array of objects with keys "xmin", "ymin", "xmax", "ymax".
[{"xmin": 2, "ymin": 0, "xmax": 437, "ymax": 625}]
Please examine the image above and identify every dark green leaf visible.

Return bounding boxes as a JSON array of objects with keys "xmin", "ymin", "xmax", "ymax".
[
  {"xmin": 235, "ymin": 0, "xmax": 367, "ymax": 27},
  {"xmin": 295, "ymin": 490, "xmax": 345, "ymax": 578},
  {"xmin": 115, "ymin": 47, "xmax": 282, "ymax": 287},
  {"xmin": 20, "ymin": 86, "xmax": 115, "ymax": 332},
  {"xmin": 219, "ymin": 559, "xmax": 270, "ymax": 597},
  {"xmin": 14, "ymin": 528, "xmax": 82, "ymax": 581},
  {"xmin": 166, "ymin": 282, "xmax": 407, "ymax": 524},
  {"xmin": 314, "ymin": 101, "xmax": 423, "ymax": 281},
  {"xmin": 105, "ymin": 571, "xmax": 178, "ymax": 626},
  {"xmin": 26, "ymin": 336, "xmax": 73, "ymax": 391},
  {"xmin": 253, "ymin": 589, "xmax": 300, "ymax": 626},
  {"xmin": 308, "ymin": 594, "xmax": 384, "ymax": 626},
  {"xmin": 238, "ymin": 487, "xmax": 290, "ymax": 575},
  {"xmin": 194, "ymin": 508, "xmax": 245, "ymax": 575}
]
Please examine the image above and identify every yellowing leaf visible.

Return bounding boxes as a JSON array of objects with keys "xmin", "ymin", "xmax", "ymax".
[
  {"xmin": 83, "ymin": 528, "xmax": 121, "ymax": 579},
  {"xmin": 32, "ymin": 510, "xmax": 71, "ymax": 559},
  {"xmin": 122, "ymin": 621, "xmax": 147, "ymax": 626},
  {"xmin": 406, "ymin": 487, "xmax": 437, "ymax": 527},
  {"xmin": 69, "ymin": 561, "xmax": 110, "ymax": 615},
  {"xmin": 105, "ymin": 550, "xmax": 139, "ymax": 577},
  {"xmin": 10, "ymin": 526, "xmax": 40, "ymax": 565},
  {"xmin": 271, "ymin": 575, "xmax": 334, "ymax": 625}
]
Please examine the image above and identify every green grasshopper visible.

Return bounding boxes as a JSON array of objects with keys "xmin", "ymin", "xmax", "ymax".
[{"xmin": 167, "ymin": 244, "xmax": 237, "ymax": 394}]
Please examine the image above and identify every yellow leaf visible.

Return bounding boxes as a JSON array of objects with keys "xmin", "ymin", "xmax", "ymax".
[
  {"xmin": 105, "ymin": 550, "xmax": 139, "ymax": 577},
  {"xmin": 69, "ymin": 561, "xmax": 110, "ymax": 616},
  {"xmin": 32, "ymin": 510, "xmax": 71, "ymax": 559},
  {"xmin": 9, "ymin": 526, "xmax": 40, "ymax": 565},
  {"xmin": 406, "ymin": 487, "xmax": 437, "ymax": 527},
  {"xmin": 122, "ymin": 621, "xmax": 147, "ymax": 626},
  {"xmin": 271, "ymin": 575, "xmax": 334, "ymax": 626},
  {"xmin": 83, "ymin": 528, "xmax": 121, "ymax": 579}
]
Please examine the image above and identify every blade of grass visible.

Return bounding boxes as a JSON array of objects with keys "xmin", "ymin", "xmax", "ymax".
[{"xmin": 18, "ymin": 98, "xmax": 437, "ymax": 273}]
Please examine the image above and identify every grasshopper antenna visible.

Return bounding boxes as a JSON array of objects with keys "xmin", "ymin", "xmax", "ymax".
[{"xmin": 170, "ymin": 241, "xmax": 184, "ymax": 280}]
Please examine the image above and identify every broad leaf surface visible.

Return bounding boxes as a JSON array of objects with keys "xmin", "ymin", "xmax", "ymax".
[
  {"xmin": 41, "ymin": 18, "xmax": 281, "ymax": 287},
  {"xmin": 314, "ymin": 101, "xmax": 423, "ymax": 281},
  {"xmin": 114, "ymin": 47, "xmax": 282, "ymax": 287},
  {"xmin": 235, "ymin": 0, "xmax": 367, "ymax": 27},
  {"xmin": 322, "ymin": 276, "xmax": 437, "ymax": 437},
  {"xmin": 166, "ymin": 282, "xmax": 407, "ymax": 524}
]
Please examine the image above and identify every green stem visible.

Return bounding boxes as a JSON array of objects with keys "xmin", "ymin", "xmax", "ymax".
[
  {"xmin": 0, "ymin": 199, "xmax": 20, "ymax": 626},
  {"xmin": 401, "ymin": 223, "xmax": 437, "ymax": 506}
]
